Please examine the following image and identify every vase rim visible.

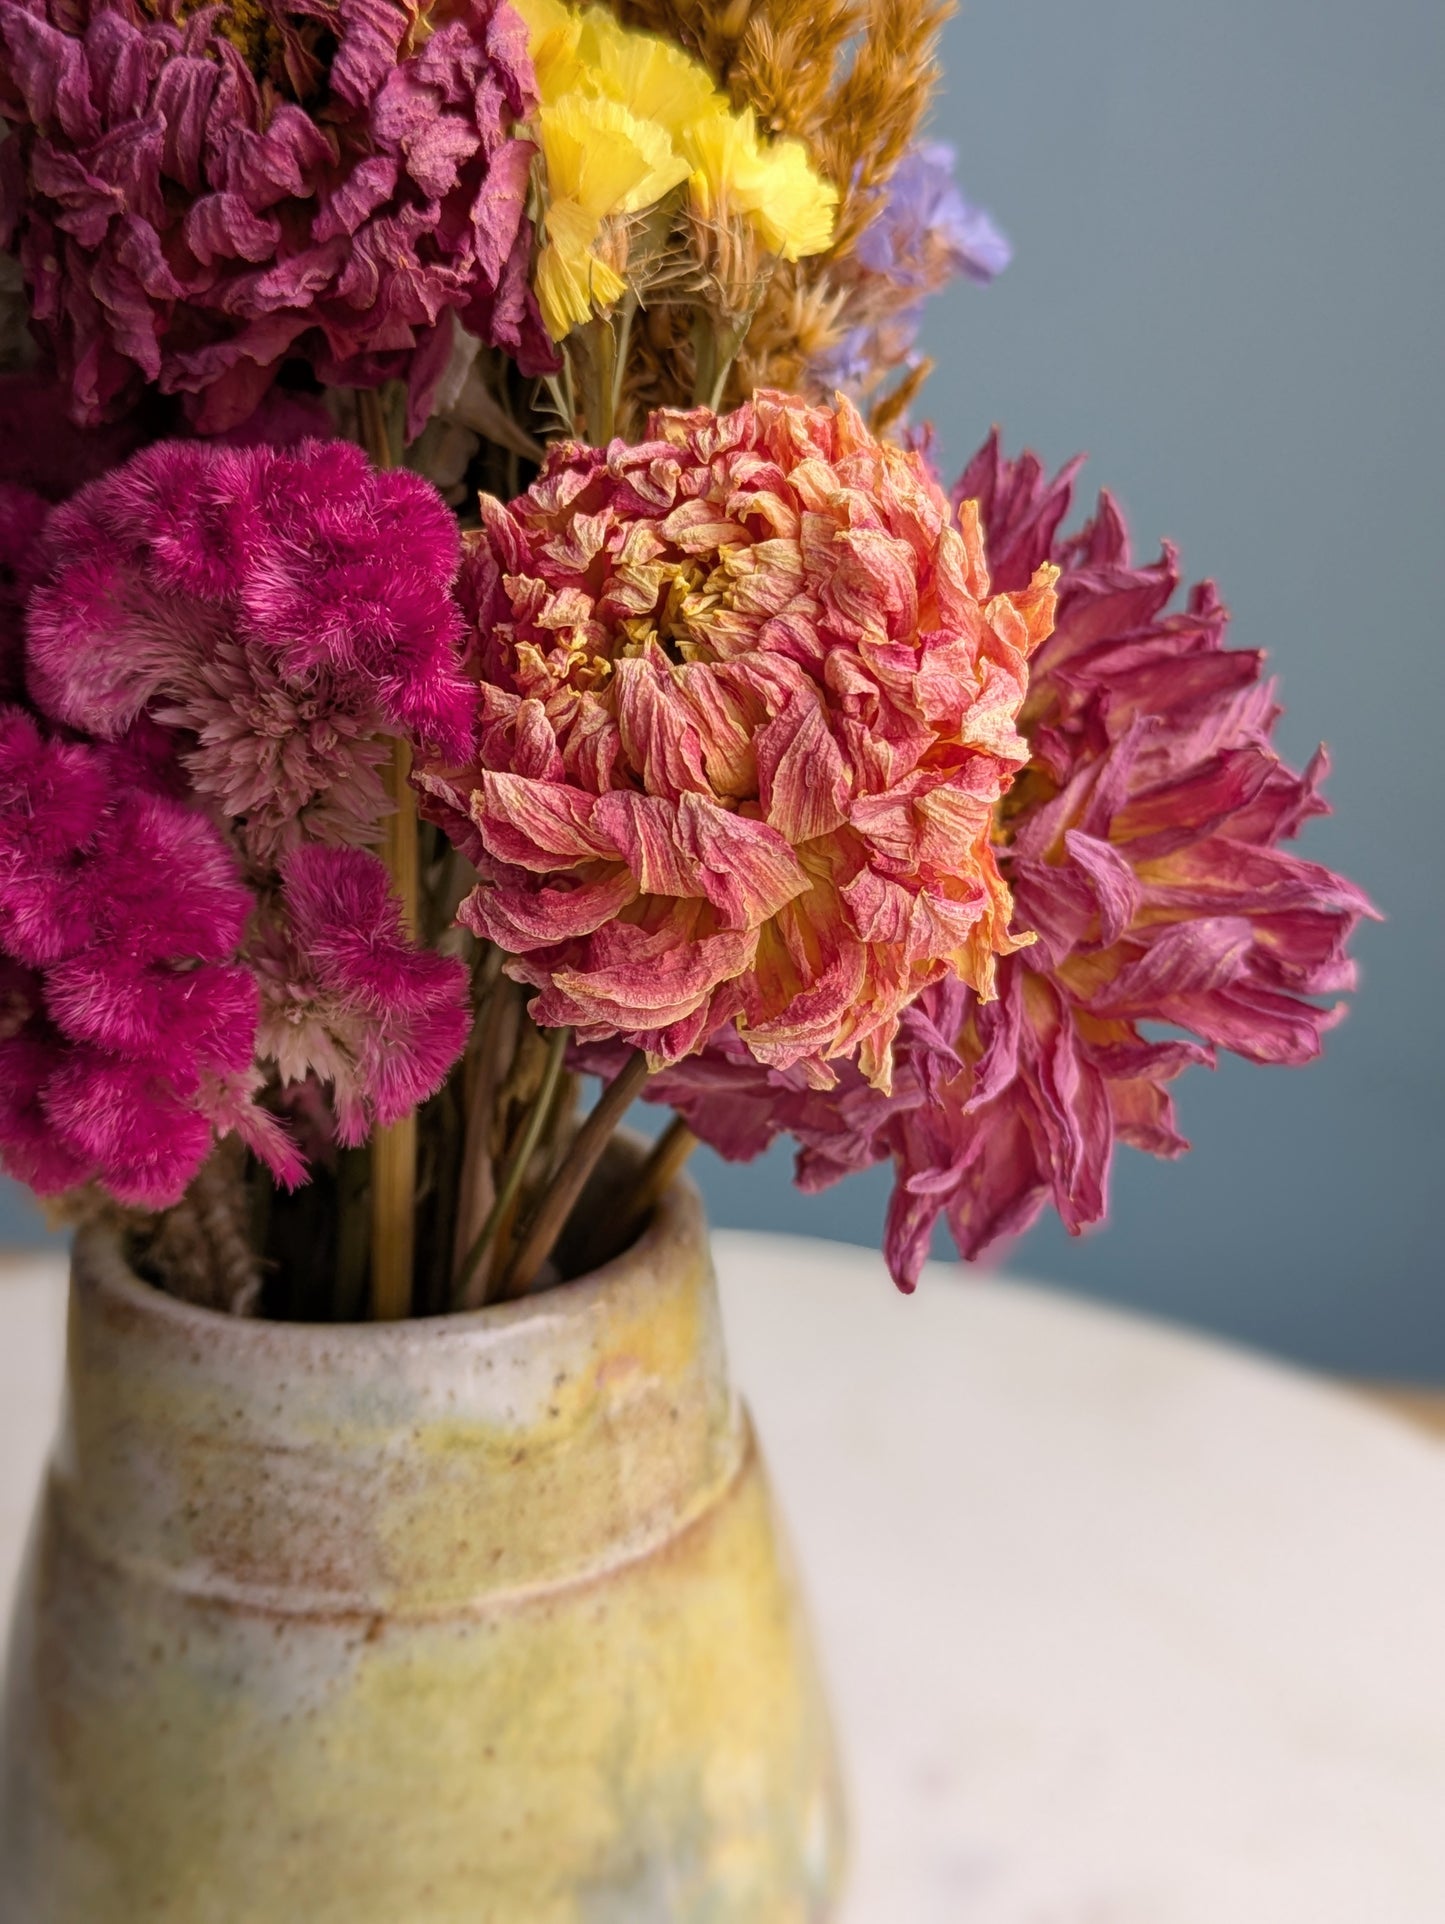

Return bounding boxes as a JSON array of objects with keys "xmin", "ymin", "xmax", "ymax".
[{"xmin": 72, "ymin": 1148, "xmax": 702, "ymax": 1351}]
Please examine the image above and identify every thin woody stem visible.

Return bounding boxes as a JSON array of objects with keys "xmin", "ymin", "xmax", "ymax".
[
  {"xmin": 496, "ymin": 1050, "xmax": 650, "ymax": 1301},
  {"xmin": 357, "ymin": 384, "xmax": 418, "ymax": 1322},
  {"xmin": 370, "ymin": 736, "xmax": 420, "ymax": 1320},
  {"xmin": 612, "ymin": 1116, "xmax": 698, "ymax": 1253},
  {"xmin": 454, "ymin": 1022, "xmax": 571, "ymax": 1311},
  {"xmin": 449, "ymin": 950, "xmax": 508, "ymax": 1296},
  {"xmin": 611, "ymin": 293, "xmax": 638, "ymax": 437},
  {"xmin": 357, "ymin": 385, "xmax": 394, "ymax": 470}
]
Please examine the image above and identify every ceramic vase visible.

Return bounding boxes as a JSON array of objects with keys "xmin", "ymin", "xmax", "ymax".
[{"xmin": 0, "ymin": 1169, "xmax": 844, "ymax": 1922}]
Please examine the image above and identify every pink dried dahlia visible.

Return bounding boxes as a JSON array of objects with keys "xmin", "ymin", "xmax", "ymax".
[
  {"xmin": 425, "ymin": 392, "xmax": 1058, "ymax": 1085},
  {"xmin": 618, "ymin": 435, "xmax": 1376, "ymax": 1286},
  {"xmin": 0, "ymin": 0, "xmax": 554, "ymax": 432}
]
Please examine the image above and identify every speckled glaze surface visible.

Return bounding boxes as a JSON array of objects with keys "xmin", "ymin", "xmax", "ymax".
[{"xmin": 0, "ymin": 1174, "xmax": 844, "ymax": 1923}]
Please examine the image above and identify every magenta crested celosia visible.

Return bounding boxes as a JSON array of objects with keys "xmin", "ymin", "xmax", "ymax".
[
  {"xmin": 26, "ymin": 436, "xmax": 474, "ymax": 861},
  {"xmin": 424, "ymin": 392, "xmax": 1058, "ymax": 1086},
  {"xmin": 0, "ymin": 0, "xmax": 555, "ymax": 432},
  {"xmin": 0, "ymin": 704, "xmax": 302, "ymax": 1205},
  {"xmin": 612, "ymin": 434, "xmax": 1376, "ymax": 1287},
  {"xmin": 0, "ymin": 444, "xmax": 472, "ymax": 1208},
  {"xmin": 255, "ymin": 845, "xmax": 472, "ymax": 1147}
]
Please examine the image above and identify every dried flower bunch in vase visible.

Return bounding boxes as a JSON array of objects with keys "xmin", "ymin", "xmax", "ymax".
[
  {"xmin": 0, "ymin": 0, "xmax": 1378, "ymax": 1913},
  {"xmin": 0, "ymin": 0, "xmax": 1370, "ymax": 1320}
]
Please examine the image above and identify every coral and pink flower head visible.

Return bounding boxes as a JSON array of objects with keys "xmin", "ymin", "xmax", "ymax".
[
  {"xmin": 0, "ymin": 0, "xmax": 555, "ymax": 430},
  {"xmin": 425, "ymin": 392, "xmax": 1058, "ymax": 1088},
  {"xmin": 618, "ymin": 435, "xmax": 1376, "ymax": 1288}
]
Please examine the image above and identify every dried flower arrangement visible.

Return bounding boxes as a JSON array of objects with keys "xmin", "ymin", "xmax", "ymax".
[{"xmin": 0, "ymin": 0, "xmax": 1373, "ymax": 1319}]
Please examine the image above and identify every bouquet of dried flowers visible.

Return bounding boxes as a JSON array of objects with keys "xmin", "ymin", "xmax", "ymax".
[{"xmin": 0, "ymin": 0, "xmax": 1373, "ymax": 1319}]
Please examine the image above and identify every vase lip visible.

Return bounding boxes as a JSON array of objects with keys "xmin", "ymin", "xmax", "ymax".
[{"xmin": 72, "ymin": 1154, "xmax": 704, "ymax": 1349}]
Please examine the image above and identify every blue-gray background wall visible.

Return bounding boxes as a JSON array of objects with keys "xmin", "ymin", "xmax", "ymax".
[{"xmin": 2, "ymin": 0, "xmax": 1440, "ymax": 1375}]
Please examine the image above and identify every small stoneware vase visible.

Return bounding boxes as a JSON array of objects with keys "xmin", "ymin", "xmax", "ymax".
[{"xmin": 0, "ymin": 1168, "xmax": 844, "ymax": 1923}]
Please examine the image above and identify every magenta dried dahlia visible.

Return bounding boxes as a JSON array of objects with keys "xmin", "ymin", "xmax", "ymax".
[
  {"xmin": 0, "ymin": 0, "xmax": 555, "ymax": 431},
  {"xmin": 615, "ymin": 435, "xmax": 1376, "ymax": 1287},
  {"xmin": 424, "ymin": 392, "xmax": 1058, "ymax": 1086}
]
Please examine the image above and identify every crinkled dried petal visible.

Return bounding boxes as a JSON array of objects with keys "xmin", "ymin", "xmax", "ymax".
[
  {"xmin": 0, "ymin": 0, "xmax": 557, "ymax": 427},
  {"xmin": 427, "ymin": 392, "xmax": 1053, "ymax": 1084}
]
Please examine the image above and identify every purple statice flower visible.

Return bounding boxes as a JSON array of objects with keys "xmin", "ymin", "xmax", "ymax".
[
  {"xmin": 810, "ymin": 323, "xmax": 879, "ymax": 396},
  {"xmin": 25, "ymin": 438, "xmax": 473, "ymax": 863},
  {"xmin": 0, "ymin": 0, "xmax": 556, "ymax": 434},
  {"xmin": 0, "ymin": 705, "xmax": 302, "ymax": 1206},
  {"xmin": 813, "ymin": 142, "xmax": 1010, "ymax": 400},
  {"xmin": 855, "ymin": 142, "xmax": 1012, "ymax": 291},
  {"xmin": 598, "ymin": 435, "xmax": 1375, "ymax": 1291}
]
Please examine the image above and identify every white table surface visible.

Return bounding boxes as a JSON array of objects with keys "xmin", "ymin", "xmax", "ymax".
[{"xmin": 4, "ymin": 1235, "xmax": 1444, "ymax": 1921}]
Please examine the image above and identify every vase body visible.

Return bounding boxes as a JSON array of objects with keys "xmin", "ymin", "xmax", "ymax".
[{"xmin": 0, "ymin": 1175, "xmax": 843, "ymax": 1922}]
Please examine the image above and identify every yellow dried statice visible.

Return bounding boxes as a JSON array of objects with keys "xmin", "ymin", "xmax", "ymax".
[
  {"xmin": 533, "ymin": 92, "xmax": 687, "ymax": 340},
  {"xmin": 576, "ymin": 2, "xmax": 721, "ymax": 137},
  {"xmin": 515, "ymin": 0, "xmax": 835, "ymax": 352},
  {"xmin": 683, "ymin": 107, "xmax": 837, "ymax": 263}
]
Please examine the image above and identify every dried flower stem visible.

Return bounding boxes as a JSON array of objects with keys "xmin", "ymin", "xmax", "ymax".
[
  {"xmin": 602, "ymin": 1116, "xmax": 698, "ymax": 1261},
  {"xmin": 357, "ymin": 385, "xmax": 395, "ymax": 470},
  {"xmin": 497, "ymin": 1050, "xmax": 651, "ymax": 1301},
  {"xmin": 354, "ymin": 387, "xmax": 424, "ymax": 1321},
  {"xmin": 611, "ymin": 292, "xmax": 640, "ymax": 436},
  {"xmin": 455, "ymin": 1022, "xmax": 571, "ymax": 1310},
  {"xmin": 139, "ymin": 1139, "xmax": 263, "ymax": 1315},
  {"xmin": 370, "ymin": 736, "xmax": 420, "ymax": 1319},
  {"xmin": 574, "ymin": 318, "xmax": 619, "ymax": 442},
  {"xmin": 450, "ymin": 950, "xmax": 508, "ymax": 1287}
]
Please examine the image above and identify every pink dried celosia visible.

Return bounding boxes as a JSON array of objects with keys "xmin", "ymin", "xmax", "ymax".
[
  {"xmin": 0, "ymin": 447, "xmax": 471, "ymax": 1206},
  {"xmin": 254, "ymin": 845, "xmax": 472, "ymax": 1146},
  {"xmin": 616, "ymin": 435, "xmax": 1376, "ymax": 1287},
  {"xmin": 0, "ymin": 704, "xmax": 301, "ymax": 1205},
  {"xmin": 426, "ymin": 392, "xmax": 1057, "ymax": 1086},
  {"xmin": 26, "ymin": 437, "xmax": 473, "ymax": 862},
  {"xmin": 0, "ymin": 0, "xmax": 555, "ymax": 432}
]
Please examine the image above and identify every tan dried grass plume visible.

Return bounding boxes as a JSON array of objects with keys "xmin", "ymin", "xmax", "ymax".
[{"xmin": 612, "ymin": 0, "xmax": 953, "ymax": 425}]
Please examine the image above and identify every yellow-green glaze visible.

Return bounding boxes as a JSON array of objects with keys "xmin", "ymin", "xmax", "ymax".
[{"xmin": 0, "ymin": 1174, "xmax": 844, "ymax": 1922}]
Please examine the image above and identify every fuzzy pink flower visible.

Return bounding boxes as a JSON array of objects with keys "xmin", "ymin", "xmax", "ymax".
[
  {"xmin": 0, "ymin": 450, "xmax": 470, "ymax": 1208},
  {"xmin": 0, "ymin": 0, "xmax": 554, "ymax": 432},
  {"xmin": 25, "ymin": 437, "xmax": 472, "ymax": 862},
  {"xmin": 0, "ymin": 704, "xmax": 301, "ymax": 1205},
  {"xmin": 426, "ymin": 393, "xmax": 1057, "ymax": 1086},
  {"xmin": 254, "ymin": 845, "xmax": 469, "ymax": 1145},
  {"xmin": 615, "ymin": 436, "xmax": 1376, "ymax": 1287}
]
